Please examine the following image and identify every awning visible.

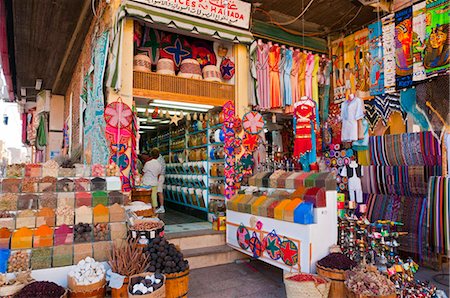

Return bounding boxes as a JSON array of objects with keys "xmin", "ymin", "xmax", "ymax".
[{"xmin": 107, "ymin": 0, "xmax": 253, "ymax": 90}]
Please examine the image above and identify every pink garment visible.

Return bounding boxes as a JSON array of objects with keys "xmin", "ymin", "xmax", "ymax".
[
  {"xmin": 256, "ymin": 43, "xmax": 270, "ymax": 109},
  {"xmin": 304, "ymin": 53, "xmax": 315, "ymax": 98},
  {"xmin": 291, "ymin": 50, "xmax": 301, "ymax": 104}
]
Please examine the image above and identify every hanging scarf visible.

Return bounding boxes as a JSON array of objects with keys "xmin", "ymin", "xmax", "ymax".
[
  {"xmin": 395, "ymin": 7, "xmax": 413, "ymax": 89},
  {"xmin": 368, "ymin": 21, "xmax": 385, "ymax": 95}
]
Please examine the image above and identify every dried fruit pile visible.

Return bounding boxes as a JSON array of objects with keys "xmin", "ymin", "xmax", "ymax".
[
  {"xmin": 317, "ymin": 253, "xmax": 357, "ymax": 270},
  {"xmin": 15, "ymin": 281, "xmax": 65, "ymax": 298},
  {"xmin": 345, "ymin": 266, "xmax": 396, "ymax": 296},
  {"xmin": 144, "ymin": 236, "xmax": 188, "ymax": 274},
  {"xmin": 286, "ymin": 273, "xmax": 327, "ymax": 284}
]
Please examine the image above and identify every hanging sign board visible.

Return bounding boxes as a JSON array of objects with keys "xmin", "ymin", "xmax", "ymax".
[{"xmin": 131, "ymin": 0, "xmax": 252, "ymax": 29}]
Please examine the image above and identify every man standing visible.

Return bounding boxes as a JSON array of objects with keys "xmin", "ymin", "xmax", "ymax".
[
  {"xmin": 142, "ymin": 149, "xmax": 162, "ymax": 211},
  {"xmin": 156, "ymin": 149, "xmax": 166, "ymax": 214}
]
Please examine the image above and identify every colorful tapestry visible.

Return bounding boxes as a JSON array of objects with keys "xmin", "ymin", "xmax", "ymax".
[
  {"xmin": 354, "ymin": 29, "xmax": 371, "ymax": 99},
  {"xmin": 331, "ymin": 38, "xmax": 345, "ymax": 103},
  {"xmin": 368, "ymin": 93, "xmax": 406, "ymax": 127},
  {"xmin": 160, "ymin": 33, "xmax": 192, "ymax": 68},
  {"xmin": 191, "ymin": 40, "xmax": 217, "ymax": 69},
  {"xmin": 84, "ymin": 31, "xmax": 110, "ymax": 165},
  {"xmin": 424, "ymin": 0, "xmax": 450, "ymax": 77},
  {"xmin": 368, "ymin": 21, "xmax": 385, "ymax": 95},
  {"xmin": 383, "ymin": 14, "xmax": 397, "ymax": 93},
  {"xmin": 137, "ymin": 24, "xmax": 160, "ymax": 64},
  {"xmin": 400, "ymin": 88, "xmax": 430, "ymax": 131},
  {"xmin": 427, "ymin": 176, "xmax": 449, "ymax": 256},
  {"xmin": 412, "ymin": 2, "xmax": 427, "ymax": 81},
  {"xmin": 343, "ymin": 34, "xmax": 356, "ymax": 97},
  {"xmin": 395, "ymin": 7, "xmax": 413, "ymax": 89}
]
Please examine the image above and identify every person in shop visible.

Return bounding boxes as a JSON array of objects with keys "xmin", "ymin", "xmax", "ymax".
[
  {"xmin": 156, "ymin": 148, "xmax": 166, "ymax": 214},
  {"xmin": 142, "ymin": 149, "xmax": 162, "ymax": 213}
]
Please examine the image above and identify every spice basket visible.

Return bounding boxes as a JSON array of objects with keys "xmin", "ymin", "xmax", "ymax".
[
  {"xmin": 344, "ymin": 285, "xmax": 397, "ymax": 298},
  {"xmin": 67, "ymin": 275, "xmax": 106, "ymax": 298},
  {"xmin": 316, "ymin": 264, "xmax": 346, "ymax": 298},
  {"xmin": 165, "ymin": 268, "xmax": 189, "ymax": 298},
  {"xmin": 128, "ymin": 272, "xmax": 166, "ymax": 298},
  {"xmin": 284, "ymin": 272, "xmax": 331, "ymax": 298}
]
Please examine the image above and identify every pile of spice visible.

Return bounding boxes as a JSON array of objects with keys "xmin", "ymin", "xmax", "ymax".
[
  {"xmin": 74, "ymin": 223, "xmax": 92, "ymax": 243},
  {"xmin": 345, "ymin": 266, "xmax": 396, "ymax": 296},
  {"xmin": 130, "ymin": 220, "xmax": 163, "ymax": 231},
  {"xmin": 317, "ymin": 253, "xmax": 357, "ymax": 270},
  {"xmin": 68, "ymin": 257, "xmax": 105, "ymax": 285},
  {"xmin": 286, "ymin": 273, "xmax": 327, "ymax": 284},
  {"xmin": 7, "ymin": 250, "xmax": 30, "ymax": 272},
  {"xmin": 93, "ymin": 223, "xmax": 109, "ymax": 241},
  {"xmin": 0, "ymin": 193, "xmax": 18, "ymax": 211},
  {"xmin": 129, "ymin": 273, "xmax": 164, "ymax": 295},
  {"xmin": 15, "ymin": 281, "xmax": 65, "ymax": 298},
  {"xmin": 144, "ymin": 236, "xmax": 189, "ymax": 274}
]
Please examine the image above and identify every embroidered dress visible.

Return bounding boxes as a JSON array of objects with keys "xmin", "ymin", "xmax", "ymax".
[
  {"xmin": 283, "ymin": 49, "xmax": 293, "ymax": 106},
  {"xmin": 291, "ymin": 51, "xmax": 301, "ymax": 104},
  {"xmin": 341, "ymin": 97, "xmax": 365, "ymax": 142},
  {"xmin": 269, "ymin": 45, "xmax": 281, "ymax": 108},
  {"xmin": 256, "ymin": 43, "xmax": 270, "ymax": 109},
  {"xmin": 298, "ymin": 52, "xmax": 307, "ymax": 98},
  {"xmin": 293, "ymin": 99, "xmax": 316, "ymax": 157},
  {"xmin": 304, "ymin": 53, "xmax": 315, "ymax": 98},
  {"xmin": 311, "ymin": 54, "xmax": 320, "ymax": 103}
]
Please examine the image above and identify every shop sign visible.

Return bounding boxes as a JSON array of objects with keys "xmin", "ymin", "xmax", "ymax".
[{"xmin": 132, "ymin": 0, "xmax": 251, "ymax": 29}]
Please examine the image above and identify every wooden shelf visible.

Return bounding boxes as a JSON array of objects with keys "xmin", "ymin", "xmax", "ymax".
[{"xmin": 133, "ymin": 71, "xmax": 235, "ymax": 106}]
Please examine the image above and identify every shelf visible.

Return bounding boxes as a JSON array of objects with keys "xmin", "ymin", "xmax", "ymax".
[
  {"xmin": 188, "ymin": 128, "xmax": 208, "ymax": 135},
  {"xmin": 209, "ymin": 124, "xmax": 223, "ymax": 130},
  {"xmin": 187, "ymin": 144, "xmax": 208, "ymax": 150},
  {"xmin": 209, "ymin": 159, "xmax": 225, "ymax": 162},
  {"xmin": 170, "ymin": 148, "xmax": 185, "ymax": 153},
  {"xmin": 170, "ymin": 135, "xmax": 185, "ymax": 141},
  {"xmin": 209, "ymin": 142, "xmax": 224, "ymax": 146},
  {"xmin": 165, "ymin": 198, "xmax": 208, "ymax": 212}
]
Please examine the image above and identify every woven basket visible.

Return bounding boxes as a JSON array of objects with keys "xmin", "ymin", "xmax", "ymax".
[
  {"xmin": 345, "ymin": 285, "xmax": 397, "ymax": 298},
  {"xmin": 316, "ymin": 264, "xmax": 347, "ymax": 297},
  {"xmin": 284, "ymin": 273, "xmax": 331, "ymax": 298},
  {"xmin": 0, "ymin": 282, "xmax": 27, "ymax": 297},
  {"xmin": 128, "ymin": 273, "xmax": 165, "ymax": 298}
]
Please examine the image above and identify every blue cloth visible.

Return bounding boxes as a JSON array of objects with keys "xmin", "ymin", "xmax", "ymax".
[
  {"xmin": 400, "ymin": 88, "xmax": 429, "ymax": 130},
  {"xmin": 106, "ymin": 269, "xmax": 126, "ymax": 289},
  {"xmin": 283, "ymin": 49, "xmax": 293, "ymax": 106}
]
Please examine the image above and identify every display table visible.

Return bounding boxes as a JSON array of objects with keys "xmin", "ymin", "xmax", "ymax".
[{"xmin": 226, "ymin": 190, "xmax": 337, "ymax": 273}]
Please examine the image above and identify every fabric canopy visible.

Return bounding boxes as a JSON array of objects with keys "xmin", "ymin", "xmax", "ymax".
[{"xmin": 107, "ymin": 0, "xmax": 253, "ymax": 90}]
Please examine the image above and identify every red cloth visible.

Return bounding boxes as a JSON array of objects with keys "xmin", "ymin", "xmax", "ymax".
[{"xmin": 293, "ymin": 101, "xmax": 316, "ymax": 157}]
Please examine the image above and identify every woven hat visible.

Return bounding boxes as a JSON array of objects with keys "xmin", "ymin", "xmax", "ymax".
[
  {"xmin": 156, "ymin": 58, "xmax": 175, "ymax": 75},
  {"xmin": 202, "ymin": 65, "xmax": 221, "ymax": 82},
  {"xmin": 220, "ymin": 57, "xmax": 235, "ymax": 80},
  {"xmin": 133, "ymin": 54, "xmax": 152, "ymax": 73},
  {"xmin": 178, "ymin": 58, "xmax": 202, "ymax": 80}
]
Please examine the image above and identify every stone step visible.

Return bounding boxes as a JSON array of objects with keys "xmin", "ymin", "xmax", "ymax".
[
  {"xmin": 166, "ymin": 229, "xmax": 226, "ymax": 250},
  {"xmin": 183, "ymin": 245, "xmax": 248, "ymax": 270}
]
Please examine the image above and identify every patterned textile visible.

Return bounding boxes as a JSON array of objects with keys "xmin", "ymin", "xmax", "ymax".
[
  {"xmin": 331, "ymin": 38, "xmax": 345, "ymax": 103},
  {"xmin": 137, "ymin": 25, "xmax": 160, "ymax": 64},
  {"xmin": 256, "ymin": 42, "xmax": 270, "ymax": 109},
  {"xmin": 343, "ymin": 34, "xmax": 356, "ymax": 98},
  {"xmin": 364, "ymin": 93, "xmax": 405, "ymax": 130},
  {"xmin": 427, "ymin": 176, "xmax": 449, "ymax": 256},
  {"xmin": 400, "ymin": 88, "xmax": 430, "ymax": 130},
  {"xmin": 191, "ymin": 40, "xmax": 217, "ymax": 69},
  {"xmin": 424, "ymin": 0, "xmax": 450, "ymax": 77},
  {"xmin": 354, "ymin": 29, "xmax": 371, "ymax": 99},
  {"xmin": 84, "ymin": 31, "xmax": 110, "ymax": 165},
  {"xmin": 160, "ymin": 33, "xmax": 192, "ymax": 68},
  {"xmin": 382, "ymin": 14, "xmax": 397, "ymax": 93},
  {"xmin": 369, "ymin": 21, "xmax": 385, "ymax": 96},
  {"xmin": 415, "ymin": 76, "xmax": 450, "ymax": 139},
  {"xmin": 395, "ymin": 7, "xmax": 413, "ymax": 89},
  {"xmin": 412, "ymin": 2, "xmax": 427, "ymax": 81}
]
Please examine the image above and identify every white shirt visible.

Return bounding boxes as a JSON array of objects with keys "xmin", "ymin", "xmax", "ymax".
[
  {"xmin": 157, "ymin": 155, "xmax": 166, "ymax": 175},
  {"xmin": 142, "ymin": 159, "xmax": 162, "ymax": 186}
]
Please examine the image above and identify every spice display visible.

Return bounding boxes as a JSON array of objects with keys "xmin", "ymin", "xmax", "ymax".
[
  {"xmin": 75, "ymin": 192, "xmax": 92, "ymax": 207},
  {"xmin": 17, "ymin": 194, "xmax": 38, "ymax": 210},
  {"xmin": 39, "ymin": 192, "xmax": 57, "ymax": 208},
  {"xmin": 110, "ymin": 222, "xmax": 127, "ymax": 240},
  {"xmin": 93, "ymin": 223, "xmax": 109, "ymax": 241},
  {"xmin": 108, "ymin": 238, "xmax": 150, "ymax": 276},
  {"xmin": 345, "ymin": 266, "xmax": 396, "ymax": 296},
  {"xmin": 33, "ymin": 225, "xmax": 53, "ymax": 247},
  {"xmin": 11, "ymin": 227, "xmax": 33, "ymax": 249},
  {"xmin": 68, "ymin": 257, "xmax": 105, "ymax": 285},
  {"xmin": 108, "ymin": 191, "xmax": 125, "ymax": 205},
  {"xmin": 15, "ymin": 281, "xmax": 65, "ymax": 298},
  {"xmin": 0, "ymin": 270, "xmax": 33, "ymax": 288},
  {"xmin": 93, "ymin": 241, "xmax": 110, "ymax": 262},
  {"xmin": 74, "ymin": 178, "xmax": 90, "ymax": 192},
  {"xmin": 22, "ymin": 177, "xmax": 38, "ymax": 193},
  {"xmin": 75, "ymin": 206, "xmax": 93, "ymax": 224},
  {"xmin": 15, "ymin": 210, "xmax": 36, "ymax": 229},
  {"xmin": 74, "ymin": 164, "xmax": 90, "ymax": 177},
  {"xmin": 53, "ymin": 225, "xmax": 73, "ymax": 246},
  {"xmin": 109, "ymin": 203, "xmax": 126, "ymax": 222},
  {"xmin": 93, "ymin": 204, "xmax": 109, "ymax": 223},
  {"xmin": 42, "ymin": 160, "xmax": 59, "ymax": 177},
  {"xmin": 55, "ymin": 206, "xmax": 74, "ymax": 226},
  {"xmin": 0, "ymin": 193, "xmax": 18, "ymax": 211},
  {"xmin": 30, "ymin": 247, "xmax": 52, "ymax": 269},
  {"xmin": 56, "ymin": 178, "xmax": 75, "ymax": 192},
  {"xmin": 130, "ymin": 220, "xmax": 164, "ymax": 231},
  {"xmin": 74, "ymin": 223, "xmax": 93, "ymax": 243},
  {"xmin": 36, "ymin": 207, "xmax": 56, "ymax": 227},
  {"xmin": 24, "ymin": 164, "xmax": 41, "ymax": 178},
  {"xmin": 1, "ymin": 179, "xmax": 21, "ymax": 193},
  {"xmin": 0, "ymin": 212, "xmax": 15, "ymax": 231},
  {"xmin": 7, "ymin": 250, "xmax": 30, "ymax": 272},
  {"xmin": 6, "ymin": 164, "xmax": 24, "ymax": 177},
  {"xmin": 74, "ymin": 243, "xmax": 93, "ymax": 263},
  {"xmin": 106, "ymin": 163, "xmax": 120, "ymax": 176},
  {"xmin": 317, "ymin": 253, "xmax": 357, "ymax": 270},
  {"xmin": 39, "ymin": 176, "xmax": 57, "ymax": 192},
  {"xmin": 91, "ymin": 177, "xmax": 106, "ymax": 191},
  {"xmin": 144, "ymin": 236, "xmax": 189, "ymax": 274},
  {"xmin": 52, "ymin": 244, "xmax": 73, "ymax": 267},
  {"xmin": 92, "ymin": 191, "xmax": 108, "ymax": 207},
  {"xmin": 57, "ymin": 193, "xmax": 75, "ymax": 208},
  {"xmin": 91, "ymin": 164, "xmax": 105, "ymax": 177},
  {"xmin": 0, "ymin": 228, "xmax": 11, "ymax": 248},
  {"xmin": 129, "ymin": 273, "xmax": 164, "ymax": 295},
  {"xmin": 286, "ymin": 273, "xmax": 327, "ymax": 284},
  {"xmin": 58, "ymin": 167, "xmax": 75, "ymax": 177}
]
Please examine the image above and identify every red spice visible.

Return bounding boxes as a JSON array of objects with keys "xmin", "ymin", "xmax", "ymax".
[{"xmin": 287, "ymin": 273, "xmax": 326, "ymax": 284}]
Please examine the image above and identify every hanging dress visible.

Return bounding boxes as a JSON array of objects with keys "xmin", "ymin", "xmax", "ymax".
[
  {"xmin": 256, "ymin": 43, "xmax": 270, "ymax": 110},
  {"xmin": 291, "ymin": 50, "xmax": 301, "ymax": 104},
  {"xmin": 269, "ymin": 45, "xmax": 281, "ymax": 108},
  {"xmin": 284, "ymin": 49, "xmax": 293, "ymax": 106},
  {"xmin": 341, "ymin": 97, "xmax": 365, "ymax": 142},
  {"xmin": 278, "ymin": 47, "xmax": 286, "ymax": 107},
  {"xmin": 305, "ymin": 53, "xmax": 315, "ymax": 98},
  {"xmin": 293, "ymin": 99, "xmax": 316, "ymax": 157},
  {"xmin": 311, "ymin": 54, "xmax": 320, "ymax": 103},
  {"xmin": 298, "ymin": 52, "xmax": 307, "ymax": 98}
]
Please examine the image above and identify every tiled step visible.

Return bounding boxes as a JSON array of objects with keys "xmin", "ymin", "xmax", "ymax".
[
  {"xmin": 167, "ymin": 229, "xmax": 226, "ymax": 250},
  {"xmin": 183, "ymin": 245, "xmax": 248, "ymax": 270}
]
